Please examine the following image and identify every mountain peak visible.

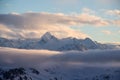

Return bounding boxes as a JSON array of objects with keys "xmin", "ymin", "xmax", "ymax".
[
  {"xmin": 83, "ymin": 37, "xmax": 98, "ymax": 49},
  {"xmin": 43, "ymin": 32, "xmax": 52, "ymax": 37},
  {"xmin": 41, "ymin": 32, "xmax": 54, "ymax": 39},
  {"xmin": 84, "ymin": 37, "xmax": 93, "ymax": 41},
  {"xmin": 40, "ymin": 32, "xmax": 57, "ymax": 43}
]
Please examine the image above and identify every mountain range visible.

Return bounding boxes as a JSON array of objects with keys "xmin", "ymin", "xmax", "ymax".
[{"xmin": 0, "ymin": 32, "xmax": 119, "ymax": 51}]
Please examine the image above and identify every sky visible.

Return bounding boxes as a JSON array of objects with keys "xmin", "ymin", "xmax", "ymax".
[{"xmin": 0, "ymin": 0, "xmax": 120, "ymax": 43}]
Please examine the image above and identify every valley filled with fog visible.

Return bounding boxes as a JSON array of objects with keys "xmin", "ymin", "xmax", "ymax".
[
  {"xmin": 0, "ymin": 47, "xmax": 120, "ymax": 67},
  {"xmin": 0, "ymin": 47, "xmax": 120, "ymax": 80}
]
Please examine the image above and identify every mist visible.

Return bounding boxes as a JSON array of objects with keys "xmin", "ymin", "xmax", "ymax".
[{"xmin": 0, "ymin": 47, "xmax": 120, "ymax": 67}]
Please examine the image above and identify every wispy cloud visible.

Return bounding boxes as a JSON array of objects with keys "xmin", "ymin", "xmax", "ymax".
[
  {"xmin": 54, "ymin": 0, "xmax": 79, "ymax": 5},
  {"xmin": 0, "ymin": 12, "xmax": 90, "ymax": 39},
  {"xmin": 118, "ymin": 30, "xmax": 120, "ymax": 33},
  {"xmin": 76, "ymin": 13, "xmax": 109, "ymax": 26},
  {"xmin": 105, "ymin": 9, "xmax": 120, "ymax": 17},
  {"xmin": 82, "ymin": 8, "xmax": 95, "ymax": 14},
  {"xmin": 0, "ymin": 12, "xmax": 110, "ymax": 38},
  {"xmin": 112, "ymin": 20, "xmax": 120, "ymax": 26},
  {"xmin": 102, "ymin": 30, "xmax": 111, "ymax": 35},
  {"xmin": 0, "ymin": 11, "xmax": 119, "ymax": 39}
]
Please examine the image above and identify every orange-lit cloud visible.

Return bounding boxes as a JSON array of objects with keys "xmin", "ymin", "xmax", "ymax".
[
  {"xmin": 0, "ymin": 12, "xmax": 119, "ymax": 39},
  {"xmin": 112, "ymin": 20, "xmax": 120, "ymax": 26},
  {"xmin": 106, "ymin": 9, "xmax": 120, "ymax": 16}
]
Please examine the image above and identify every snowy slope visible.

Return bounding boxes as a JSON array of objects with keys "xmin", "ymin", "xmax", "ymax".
[{"xmin": 0, "ymin": 65, "xmax": 120, "ymax": 80}]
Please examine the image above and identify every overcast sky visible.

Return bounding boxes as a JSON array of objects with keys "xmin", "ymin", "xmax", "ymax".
[{"xmin": 0, "ymin": 0, "xmax": 120, "ymax": 43}]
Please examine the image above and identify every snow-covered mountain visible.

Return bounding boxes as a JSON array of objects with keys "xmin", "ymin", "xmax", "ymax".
[
  {"xmin": 40, "ymin": 32, "xmax": 58, "ymax": 44},
  {"xmin": 0, "ymin": 67, "xmax": 40, "ymax": 80},
  {"xmin": 0, "ymin": 32, "xmax": 119, "ymax": 51}
]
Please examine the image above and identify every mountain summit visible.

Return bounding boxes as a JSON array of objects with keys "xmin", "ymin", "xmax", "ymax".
[
  {"xmin": 82, "ymin": 38, "xmax": 98, "ymax": 49},
  {"xmin": 40, "ymin": 32, "xmax": 58, "ymax": 43}
]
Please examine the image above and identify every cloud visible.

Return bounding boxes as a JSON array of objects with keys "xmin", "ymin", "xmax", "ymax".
[
  {"xmin": 0, "ymin": 12, "xmax": 90, "ymax": 39},
  {"xmin": 0, "ymin": 24, "xmax": 17, "ymax": 38},
  {"xmin": 76, "ymin": 13, "xmax": 109, "ymax": 26},
  {"xmin": 0, "ymin": 47, "xmax": 60, "ymax": 67},
  {"xmin": 0, "ymin": 47, "xmax": 120, "ymax": 67},
  {"xmin": 118, "ymin": 30, "xmax": 120, "ymax": 33},
  {"xmin": 97, "ymin": 0, "xmax": 120, "ymax": 5},
  {"xmin": 106, "ymin": 9, "xmax": 120, "ymax": 17},
  {"xmin": 104, "ymin": 9, "xmax": 120, "ymax": 26},
  {"xmin": 110, "ymin": 42, "xmax": 120, "ymax": 45},
  {"xmin": 0, "ymin": 12, "xmax": 111, "ymax": 39},
  {"xmin": 82, "ymin": 8, "xmax": 95, "ymax": 14},
  {"xmin": 102, "ymin": 30, "xmax": 111, "ymax": 35},
  {"xmin": 52, "ymin": 49, "xmax": 120, "ymax": 64},
  {"xmin": 0, "ymin": 11, "xmax": 119, "ymax": 39},
  {"xmin": 112, "ymin": 20, "xmax": 120, "ymax": 26}
]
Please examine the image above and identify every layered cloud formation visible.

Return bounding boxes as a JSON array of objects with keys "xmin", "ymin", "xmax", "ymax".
[
  {"xmin": 0, "ymin": 10, "xmax": 120, "ymax": 39},
  {"xmin": 0, "ymin": 12, "xmax": 90, "ymax": 39}
]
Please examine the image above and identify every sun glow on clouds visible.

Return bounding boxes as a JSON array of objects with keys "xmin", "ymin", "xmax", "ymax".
[
  {"xmin": 102, "ymin": 30, "xmax": 111, "ymax": 35},
  {"xmin": 0, "ymin": 8, "xmax": 120, "ymax": 40},
  {"xmin": 106, "ymin": 9, "xmax": 120, "ymax": 16}
]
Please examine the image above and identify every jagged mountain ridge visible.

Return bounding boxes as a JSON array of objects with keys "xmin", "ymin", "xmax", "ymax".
[{"xmin": 0, "ymin": 32, "xmax": 119, "ymax": 51}]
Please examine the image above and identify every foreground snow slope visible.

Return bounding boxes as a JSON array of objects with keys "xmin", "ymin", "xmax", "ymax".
[
  {"xmin": 0, "ymin": 47, "xmax": 120, "ymax": 80},
  {"xmin": 0, "ymin": 65, "xmax": 120, "ymax": 80}
]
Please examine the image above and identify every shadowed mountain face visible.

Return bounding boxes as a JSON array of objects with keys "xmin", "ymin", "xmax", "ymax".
[
  {"xmin": 39, "ymin": 32, "xmax": 58, "ymax": 44},
  {"xmin": 0, "ymin": 67, "xmax": 40, "ymax": 80},
  {"xmin": 0, "ymin": 32, "xmax": 119, "ymax": 51}
]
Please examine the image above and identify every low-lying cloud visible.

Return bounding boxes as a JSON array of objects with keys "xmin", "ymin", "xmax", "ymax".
[{"xmin": 0, "ymin": 47, "xmax": 120, "ymax": 67}]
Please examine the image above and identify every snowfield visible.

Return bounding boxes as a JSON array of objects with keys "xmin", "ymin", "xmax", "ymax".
[{"xmin": 0, "ymin": 47, "xmax": 120, "ymax": 80}]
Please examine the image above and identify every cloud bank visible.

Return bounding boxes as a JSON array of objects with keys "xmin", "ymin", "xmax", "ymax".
[{"xmin": 0, "ymin": 47, "xmax": 120, "ymax": 67}]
